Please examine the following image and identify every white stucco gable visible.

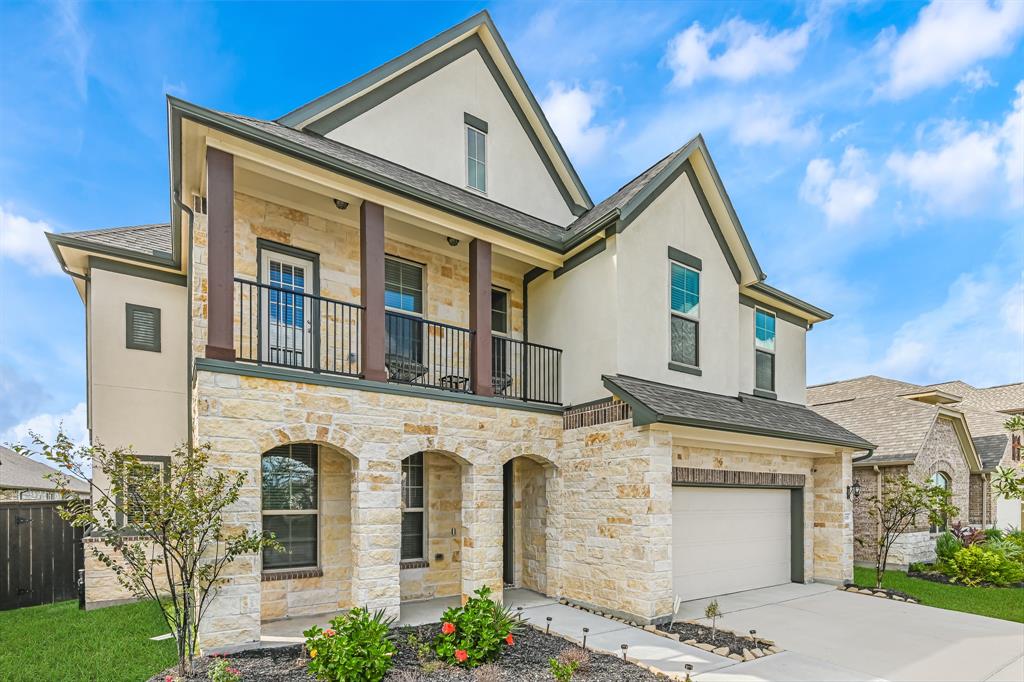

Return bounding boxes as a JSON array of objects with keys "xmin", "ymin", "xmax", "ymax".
[{"xmin": 277, "ymin": 11, "xmax": 591, "ymax": 226}]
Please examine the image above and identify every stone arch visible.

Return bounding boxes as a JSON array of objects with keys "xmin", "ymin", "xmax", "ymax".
[
  {"xmin": 257, "ymin": 432, "xmax": 357, "ymax": 622},
  {"xmin": 501, "ymin": 450, "xmax": 556, "ymax": 597}
]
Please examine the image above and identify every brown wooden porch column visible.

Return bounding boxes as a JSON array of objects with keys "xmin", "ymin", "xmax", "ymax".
[
  {"xmin": 469, "ymin": 238, "xmax": 493, "ymax": 397},
  {"xmin": 360, "ymin": 200, "xmax": 387, "ymax": 382},
  {"xmin": 205, "ymin": 147, "xmax": 235, "ymax": 361}
]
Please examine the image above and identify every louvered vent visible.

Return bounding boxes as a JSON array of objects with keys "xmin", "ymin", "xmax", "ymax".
[
  {"xmin": 192, "ymin": 194, "xmax": 208, "ymax": 214},
  {"xmin": 125, "ymin": 304, "xmax": 161, "ymax": 352}
]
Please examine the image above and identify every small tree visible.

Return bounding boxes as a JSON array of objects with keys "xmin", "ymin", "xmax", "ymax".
[
  {"xmin": 704, "ymin": 599, "xmax": 722, "ymax": 642},
  {"xmin": 992, "ymin": 416, "xmax": 1024, "ymax": 501},
  {"xmin": 13, "ymin": 431, "xmax": 280, "ymax": 677},
  {"xmin": 865, "ymin": 474, "xmax": 958, "ymax": 589}
]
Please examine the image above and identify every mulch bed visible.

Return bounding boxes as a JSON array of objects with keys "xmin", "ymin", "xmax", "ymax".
[
  {"xmin": 150, "ymin": 624, "xmax": 665, "ymax": 681},
  {"xmin": 656, "ymin": 622, "xmax": 764, "ymax": 657}
]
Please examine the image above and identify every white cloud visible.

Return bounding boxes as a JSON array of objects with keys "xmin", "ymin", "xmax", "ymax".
[
  {"xmin": 541, "ymin": 82, "xmax": 618, "ymax": 166},
  {"xmin": 880, "ymin": 0, "xmax": 1024, "ymax": 99},
  {"xmin": 2, "ymin": 402, "xmax": 88, "ymax": 450},
  {"xmin": 0, "ymin": 206, "xmax": 62, "ymax": 275},
  {"xmin": 665, "ymin": 17, "xmax": 812, "ymax": 88},
  {"xmin": 878, "ymin": 268, "xmax": 1024, "ymax": 385},
  {"xmin": 54, "ymin": 0, "xmax": 90, "ymax": 101},
  {"xmin": 960, "ymin": 66, "xmax": 997, "ymax": 93},
  {"xmin": 800, "ymin": 146, "xmax": 879, "ymax": 225},
  {"xmin": 886, "ymin": 81, "xmax": 1024, "ymax": 211},
  {"xmin": 829, "ymin": 121, "xmax": 862, "ymax": 143}
]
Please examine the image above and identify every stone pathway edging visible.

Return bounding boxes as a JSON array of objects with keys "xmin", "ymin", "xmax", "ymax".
[{"xmin": 837, "ymin": 583, "xmax": 919, "ymax": 604}]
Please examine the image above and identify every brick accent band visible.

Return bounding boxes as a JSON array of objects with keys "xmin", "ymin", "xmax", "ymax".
[
  {"xmin": 672, "ymin": 466, "xmax": 805, "ymax": 488},
  {"xmin": 261, "ymin": 568, "xmax": 323, "ymax": 582}
]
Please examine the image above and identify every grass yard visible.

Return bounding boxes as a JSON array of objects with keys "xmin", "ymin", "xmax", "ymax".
[
  {"xmin": 854, "ymin": 566, "xmax": 1024, "ymax": 623},
  {"xmin": 0, "ymin": 599, "xmax": 176, "ymax": 682}
]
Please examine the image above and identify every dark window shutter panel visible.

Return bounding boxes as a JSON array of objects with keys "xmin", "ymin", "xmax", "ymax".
[{"xmin": 125, "ymin": 304, "xmax": 161, "ymax": 352}]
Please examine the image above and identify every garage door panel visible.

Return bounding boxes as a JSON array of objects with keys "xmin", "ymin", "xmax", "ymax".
[{"xmin": 672, "ymin": 487, "xmax": 792, "ymax": 602}]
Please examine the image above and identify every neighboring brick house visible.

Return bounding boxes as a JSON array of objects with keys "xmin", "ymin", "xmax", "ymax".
[
  {"xmin": 0, "ymin": 446, "xmax": 90, "ymax": 502},
  {"xmin": 809, "ymin": 376, "xmax": 1022, "ymax": 568},
  {"xmin": 46, "ymin": 11, "xmax": 871, "ymax": 651}
]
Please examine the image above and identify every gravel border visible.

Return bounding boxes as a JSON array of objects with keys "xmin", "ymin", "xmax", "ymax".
[
  {"xmin": 838, "ymin": 583, "xmax": 918, "ymax": 602},
  {"xmin": 655, "ymin": 621, "xmax": 779, "ymax": 661},
  {"xmin": 150, "ymin": 625, "xmax": 667, "ymax": 681}
]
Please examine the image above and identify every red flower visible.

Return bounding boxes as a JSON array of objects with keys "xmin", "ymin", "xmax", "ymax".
[
  {"xmin": 441, "ymin": 621, "xmax": 456, "ymax": 635},
  {"xmin": 454, "ymin": 649, "xmax": 469, "ymax": 663},
  {"xmin": 505, "ymin": 633, "xmax": 515, "ymax": 645},
  {"xmin": 165, "ymin": 676, "xmax": 174, "ymax": 682},
  {"xmin": 324, "ymin": 628, "xmax": 336, "ymax": 637}
]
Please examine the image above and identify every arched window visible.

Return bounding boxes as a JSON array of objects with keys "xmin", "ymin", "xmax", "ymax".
[
  {"xmin": 930, "ymin": 471, "xmax": 951, "ymax": 533},
  {"xmin": 262, "ymin": 444, "xmax": 319, "ymax": 570}
]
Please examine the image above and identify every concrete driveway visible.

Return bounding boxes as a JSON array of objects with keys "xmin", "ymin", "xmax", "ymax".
[{"xmin": 679, "ymin": 583, "xmax": 1024, "ymax": 682}]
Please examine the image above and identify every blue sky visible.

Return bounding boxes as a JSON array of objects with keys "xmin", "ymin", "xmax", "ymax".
[{"xmin": 1, "ymin": 0, "xmax": 1022, "ymax": 448}]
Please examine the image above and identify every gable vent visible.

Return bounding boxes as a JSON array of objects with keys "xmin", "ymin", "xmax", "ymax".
[{"xmin": 126, "ymin": 303, "xmax": 161, "ymax": 352}]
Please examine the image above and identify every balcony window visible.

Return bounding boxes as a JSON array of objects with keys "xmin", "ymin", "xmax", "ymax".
[
  {"xmin": 491, "ymin": 288, "xmax": 508, "ymax": 334},
  {"xmin": 670, "ymin": 261, "xmax": 700, "ymax": 367},
  {"xmin": 385, "ymin": 257, "xmax": 424, "ymax": 366}
]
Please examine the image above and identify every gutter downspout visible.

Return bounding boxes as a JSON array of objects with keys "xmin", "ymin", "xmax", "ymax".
[
  {"xmin": 873, "ymin": 465, "xmax": 882, "ymax": 565},
  {"xmin": 173, "ymin": 190, "xmax": 195, "ymax": 449}
]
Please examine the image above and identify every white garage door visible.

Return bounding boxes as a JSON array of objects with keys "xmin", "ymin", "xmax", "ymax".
[{"xmin": 672, "ymin": 486, "xmax": 791, "ymax": 602}]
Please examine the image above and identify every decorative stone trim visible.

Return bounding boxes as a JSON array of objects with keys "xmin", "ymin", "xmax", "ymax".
[
  {"xmin": 837, "ymin": 584, "xmax": 919, "ymax": 604},
  {"xmin": 261, "ymin": 568, "xmax": 323, "ymax": 582},
  {"xmin": 673, "ymin": 467, "xmax": 805, "ymax": 488},
  {"xmin": 555, "ymin": 597, "xmax": 782, "ymax": 661},
  {"xmin": 400, "ymin": 560, "xmax": 430, "ymax": 570}
]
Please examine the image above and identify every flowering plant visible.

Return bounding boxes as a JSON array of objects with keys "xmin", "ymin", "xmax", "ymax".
[
  {"xmin": 207, "ymin": 656, "xmax": 241, "ymax": 682},
  {"xmin": 303, "ymin": 607, "xmax": 397, "ymax": 682},
  {"xmin": 433, "ymin": 586, "xmax": 519, "ymax": 668}
]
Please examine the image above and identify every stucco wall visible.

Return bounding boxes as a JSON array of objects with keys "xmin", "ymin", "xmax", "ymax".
[{"xmin": 323, "ymin": 49, "xmax": 575, "ymax": 226}]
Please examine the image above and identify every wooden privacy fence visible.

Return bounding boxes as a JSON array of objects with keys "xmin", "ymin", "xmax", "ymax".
[{"xmin": 0, "ymin": 502, "xmax": 84, "ymax": 611}]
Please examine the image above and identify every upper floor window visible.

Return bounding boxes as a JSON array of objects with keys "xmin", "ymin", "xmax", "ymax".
[
  {"xmin": 670, "ymin": 261, "xmax": 700, "ymax": 367},
  {"xmin": 491, "ymin": 287, "xmax": 509, "ymax": 334},
  {"xmin": 466, "ymin": 124, "xmax": 487, "ymax": 193},
  {"xmin": 755, "ymin": 309, "xmax": 776, "ymax": 393},
  {"xmin": 262, "ymin": 444, "xmax": 318, "ymax": 570},
  {"xmin": 385, "ymin": 257, "xmax": 424, "ymax": 314}
]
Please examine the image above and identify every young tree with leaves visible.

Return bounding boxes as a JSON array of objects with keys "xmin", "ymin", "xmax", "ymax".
[
  {"xmin": 13, "ymin": 431, "xmax": 280, "ymax": 677},
  {"xmin": 864, "ymin": 473, "xmax": 958, "ymax": 589},
  {"xmin": 992, "ymin": 415, "xmax": 1024, "ymax": 501}
]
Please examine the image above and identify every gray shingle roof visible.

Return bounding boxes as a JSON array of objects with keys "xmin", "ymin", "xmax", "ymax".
[
  {"xmin": 808, "ymin": 375, "xmax": 926, "ymax": 404},
  {"xmin": 930, "ymin": 381, "xmax": 1024, "ymax": 414},
  {"xmin": 0, "ymin": 446, "xmax": 89, "ymax": 493},
  {"xmin": 60, "ymin": 223, "xmax": 173, "ymax": 260},
  {"xmin": 603, "ymin": 374, "xmax": 874, "ymax": 450},
  {"xmin": 960, "ymin": 408, "xmax": 1013, "ymax": 470},
  {"xmin": 810, "ymin": 395, "xmax": 936, "ymax": 464},
  {"xmin": 218, "ymin": 111, "xmax": 569, "ymax": 246}
]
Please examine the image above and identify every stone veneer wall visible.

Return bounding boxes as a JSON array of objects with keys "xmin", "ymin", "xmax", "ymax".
[
  {"xmin": 261, "ymin": 447, "xmax": 352, "ymax": 621},
  {"xmin": 400, "ymin": 452, "xmax": 463, "ymax": 602},
  {"xmin": 672, "ymin": 441, "xmax": 852, "ymax": 584},
  {"xmin": 192, "ymin": 369, "xmax": 561, "ymax": 649},
  {"xmin": 514, "ymin": 456, "xmax": 548, "ymax": 594},
  {"xmin": 908, "ymin": 417, "xmax": 971, "ymax": 532},
  {"xmin": 556, "ymin": 420, "xmax": 674, "ymax": 622},
  {"xmin": 191, "ymin": 193, "xmax": 525, "ymax": 360}
]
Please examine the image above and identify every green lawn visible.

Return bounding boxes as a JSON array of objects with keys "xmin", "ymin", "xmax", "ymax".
[
  {"xmin": 0, "ymin": 600, "xmax": 176, "ymax": 682},
  {"xmin": 854, "ymin": 566, "xmax": 1024, "ymax": 623}
]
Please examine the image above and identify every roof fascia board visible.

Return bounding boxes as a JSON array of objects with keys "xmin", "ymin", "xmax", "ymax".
[
  {"xmin": 615, "ymin": 152, "xmax": 743, "ymax": 284},
  {"xmin": 48, "ymin": 232, "xmax": 177, "ymax": 269},
  {"xmin": 302, "ymin": 32, "xmax": 586, "ymax": 216},
  {"xmin": 747, "ymin": 281, "xmax": 832, "ymax": 322},
  {"xmin": 279, "ymin": 10, "xmax": 591, "ymax": 212},
  {"xmin": 171, "ymin": 97, "xmax": 570, "ymax": 255},
  {"xmin": 601, "ymin": 376, "xmax": 874, "ymax": 451},
  {"xmin": 739, "ymin": 293, "xmax": 809, "ymax": 329}
]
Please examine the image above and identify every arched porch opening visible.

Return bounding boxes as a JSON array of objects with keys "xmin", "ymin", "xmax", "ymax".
[{"xmin": 502, "ymin": 454, "xmax": 553, "ymax": 595}]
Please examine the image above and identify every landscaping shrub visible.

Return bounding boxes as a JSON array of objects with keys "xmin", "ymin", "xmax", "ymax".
[
  {"xmin": 949, "ymin": 521, "xmax": 986, "ymax": 547},
  {"xmin": 303, "ymin": 607, "xmax": 397, "ymax": 682},
  {"xmin": 983, "ymin": 528, "xmax": 1005, "ymax": 542},
  {"xmin": 935, "ymin": 532, "xmax": 960, "ymax": 564},
  {"xmin": 207, "ymin": 656, "xmax": 241, "ymax": 682},
  {"xmin": 941, "ymin": 545, "xmax": 1024, "ymax": 587},
  {"xmin": 549, "ymin": 657, "xmax": 579, "ymax": 681},
  {"xmin": 433, "ymin": 586, "xmax": 520, "ymax": 668}
]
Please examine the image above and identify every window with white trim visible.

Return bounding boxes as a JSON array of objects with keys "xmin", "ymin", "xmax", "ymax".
[
  {"xmin": 670, "ymin": 261, "xmax": 700, "ymax": 367},
  {"xmin": 401, "ymin": 453, "xmax": 425, "ymax": 561},
  {"xmin": 262, "ymin": 444, "xmax": 318, "ymax": 570},
  {"xmin": 930, "ymin": 471, "xmax": 951, "ymax": 533},
  {"xmin": 466, "ymin": 125, "xmax": 487, "ymax": 192},
  {"xmin": 755, "ymin": 309, "xmax": 776, "ymax": 392}
]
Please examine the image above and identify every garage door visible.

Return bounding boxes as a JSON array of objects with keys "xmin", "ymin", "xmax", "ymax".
[{"xmin": 672, "ymin": 487, "xmax": 791, "ymax": 601}]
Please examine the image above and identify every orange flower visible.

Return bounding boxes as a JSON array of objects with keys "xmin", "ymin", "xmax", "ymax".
[
  {"xmin": 441, "ymin": 621, "xmax": 456, "ymax": 635},
  {"xmin": 505, "ymin": 633, "xmax": 514, "ymax": 645},
  {"xmin": 455, "ymin": 649, "xmax": 468, "ymax": 663},
  {"xmin": 324, "ymin": 628, "xmax": 336, "ymax": 637}
]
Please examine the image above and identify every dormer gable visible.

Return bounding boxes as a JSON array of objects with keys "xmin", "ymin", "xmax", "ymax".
[{"xmin": 277, "ymin": 11, "xmax": 591, "ymax": 226}]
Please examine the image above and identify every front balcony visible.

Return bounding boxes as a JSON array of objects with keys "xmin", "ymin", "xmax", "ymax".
[{"xmin": 233, "ymin": 278, "xmax": 562, "ymax": 405}]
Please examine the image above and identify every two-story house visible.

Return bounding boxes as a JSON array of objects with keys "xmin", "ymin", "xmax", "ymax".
[{"xmin": 48, "ymin": 11, "xmax": 871, "ymax": 650}]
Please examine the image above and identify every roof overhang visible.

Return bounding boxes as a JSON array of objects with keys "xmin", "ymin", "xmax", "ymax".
[
  {"xmin": 47, "ymin": 232, "xmax": 181, "ymax": 301},
  {"xmin": 936, "ymin": 408, "xmax": 984, "ymax": 473},
  {"xmin": 900, "ymin": 388, "xmax": 962, "ymax": 405},
  {"xmin": 742, "ymin": 281, "xmax": 832, "ymax": 326}
]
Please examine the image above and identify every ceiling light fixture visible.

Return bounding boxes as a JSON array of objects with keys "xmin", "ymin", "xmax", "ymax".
[
  {"xmin": 446, "ymin": 237, "xmax": 460, "ymax": 247},
  {"xmin": 333, "ymin": 198, "xmax": 349, "ymax": 210}
]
